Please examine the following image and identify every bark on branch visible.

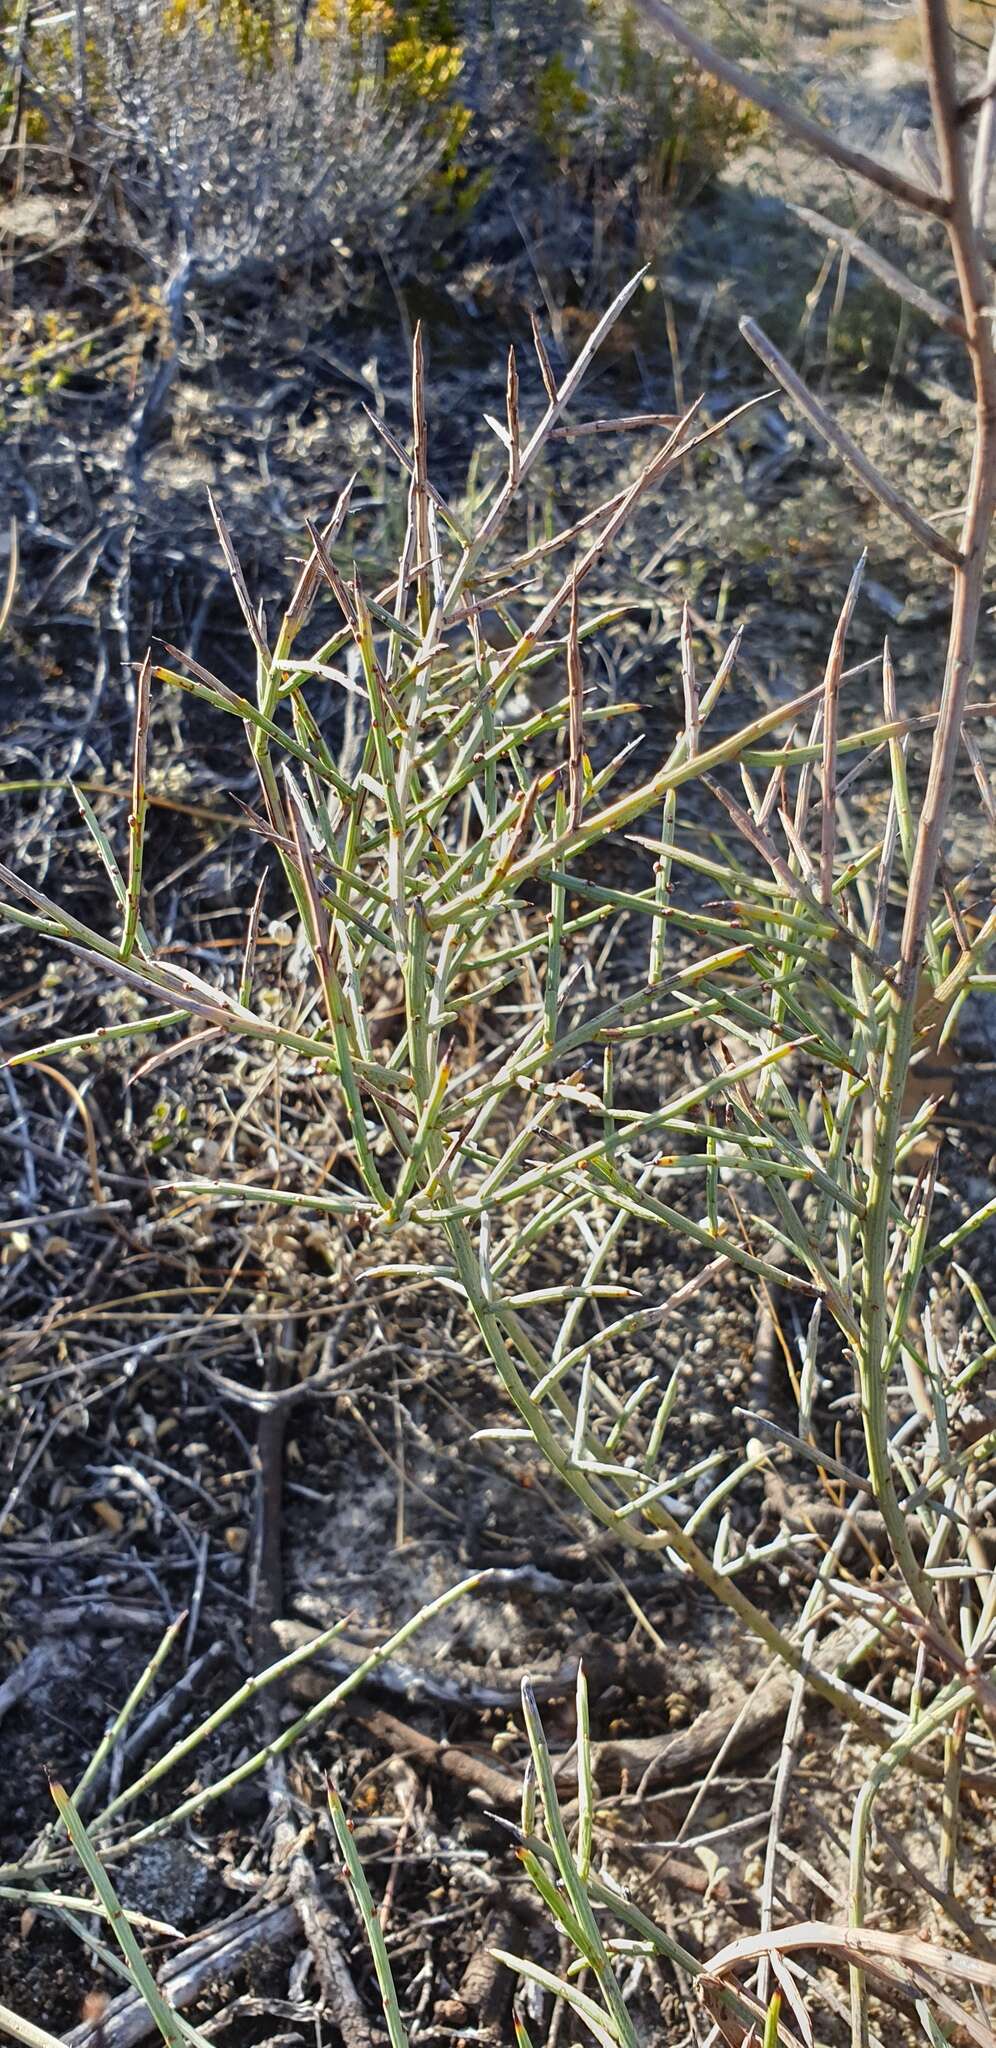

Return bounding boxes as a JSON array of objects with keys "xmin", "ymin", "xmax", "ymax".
[{"xmin": 633, "ymin": 0, "xmax": 950, "ymax": 218}]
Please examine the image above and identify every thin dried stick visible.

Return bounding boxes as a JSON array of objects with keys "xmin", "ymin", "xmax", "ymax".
[
  {"xmin": 0, "ymin": 518, "xmax": 17, "ymax": 637},
  {"xmin": 739, "ymin": 318, "xmax": 964, "ymax": 567},
  {"xmin": 854, "ymin": 0, "xmax": 996, "ymax": 1626},
  {"xmin": 789, "ymin": 202, "xmax": 967, "ymax": 339},
  {"xmin": 445, "ymin": 265, "xmax": 650, "ymax": 604},
  {"xmin": 362, "ymin": 406, "xmax": 469, "ymax": 547},
  {"xmin": 704, "ymin": 774, "xmax": 884, "ymax": 976},
  {"xmin": 409, "ymin": 322, "xmax": 431, "ymax": 637},
  {"xmin": 971, "ymin": 24, "xmax": 996, "ymax": 226},
  {"xmin": 567, "ymin": 583, "xmax": 584, "ymax": 830},
  {"xmin": 122, "ymin": 650, "xmax": 151, "ymax": 962},
  {"xmin": 680, "ymin": 601, "xmax": 699, "ymax": 757},
  {"xmin": 939, "ymin": 1701, "xmax": 970, "ymax": 1893},
  {"xmin": 820, "ymin": 554, "xmax": 866, "ymax": 905},
  {"xmin": 506, "ymin": 344, "xmax": 520, "ymax": 488},
  {"xmin": 530, "ymin": 309, "xmax": 558, "ymax": 405},
  {"xmin": 633, "ymin": 0, "xmax": 948, "ymax": 217},
  {"xmin": 550, "ymin": 410, "xmax": 681, "ymax": 438},
  {"xmin": 487, "ymin": 395, "xmax": 782, "ymax": 699},
  {"xmin": 207, "ymin": 490, "xmax": 269, "ymax": 665},
  {"xmin": 755, "ymin": 1662, "xmax": 814, "ymax": 2024},
  {"xmin": 963, "ymin": 727, "xmax": 996, "ymax": 834},
  {"xmin": 238, "ymin": 875, "xmax": 267, "ymax": 1009},
  {"xmin": 276, "ymin": 473, "xmax": 356, "ymax": 660}
]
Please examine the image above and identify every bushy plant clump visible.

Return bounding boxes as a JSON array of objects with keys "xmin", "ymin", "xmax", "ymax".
[{"xmin": 3, "ymin": 0, "xmax": 759, "ymax": 271}]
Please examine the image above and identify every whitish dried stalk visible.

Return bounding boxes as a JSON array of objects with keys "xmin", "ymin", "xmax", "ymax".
[{"xmin": 567, "ymin": 582, "xmax": 585, "ymax": 829}]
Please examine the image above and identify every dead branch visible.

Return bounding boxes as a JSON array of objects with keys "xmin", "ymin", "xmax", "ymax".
[
  {"xmin": 64, "ymin": 1899, "xmax": 299, "ymax": 2048},
  {"xmin": 788, "ymin": 201, "xmax": 967, "ymax": 339},
  {"xmin": 633, "ymin": 0, "xmax": 949, "ymax": 218},
  {"xmin": 739, "ymin": 317, "xmax": 964, "ymax": 566}
]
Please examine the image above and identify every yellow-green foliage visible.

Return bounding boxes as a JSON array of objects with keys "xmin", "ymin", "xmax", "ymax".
[
  {"xmin": 386, "ymin": 22, "xmax": 474, "ymax": 198},
  {"xmin": 535, "ymin": 2, "xmax": 763, "ymax": 198},
  {"xmin": 0, "ymin": 290, "xmax": 162, "ymax": 433},
  {"xmin": 2, "ymin": 0, "xmax": 764, "ymax": 266},
  {"xmin": 309, "ymin": 2, "xmax": 480, "ymax": 203},
  {"xmin": 535, "ymin": 51, "xmax": 591, "ymax": 165},
  {"xmin": 0, "ymin": 311, "xmax": 91, "ymax": 426},
  {"xmin": 163, "ymin": 0, "xmax": 277, "ymax": 70},
  {"xmin": 160, "ymin": 0, "xmax": 475, "ymax": 189},
  {"xmin": 0, "ymin": 0, "xmax": 68, "ymax": 143},
  {"xmin": 308, "ymin": 0, "xmax": 395, "ymax": 56}
]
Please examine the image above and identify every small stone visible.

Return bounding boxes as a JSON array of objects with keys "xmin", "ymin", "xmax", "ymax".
[{"xmin": 116, "ymin": 1841, "xmax": 214, "ymax": 1929}]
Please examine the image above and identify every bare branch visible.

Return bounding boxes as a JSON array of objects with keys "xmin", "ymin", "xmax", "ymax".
[
  {"xmin": 892, "ymin": 0, "xmax": 996, "ymax": 998},
  {"xmin": 207, "ymin": 490, "xmax": 271, "ymax": 664},
  {"xmin": 567, "ymin": 584, "xmax": 584, "ymax": 831},
  {"xmin": 788, "ymin": 202, "xmax": 967, "ymax": 339},
  {"xmin": 530, "ymin": 311, "xmax": 558, "ymax": 407},
  {"xmin": 922, "ymin": 0, "xmax": 996, "ymax": 364},
  {"xmin": 738, "ymin": 316, "xmax": 965, "ymax": 567},
  {"xmin": 632, "ymin": 0, "xmax": 949, "ymax": 219},
  {"xmin": 506, "ymin": 344, "xmax": 521, "ymax": 488},
  {"xmin": 445, "ymin": 265, "xmax": 651, "ymax": 608},
  {"xmin": 820, "ymin": 554, "xmax": 866, "ymax": 905},
  {"xmin": 971, "ymin": 26, "xmax": 996, "ymax": 229},
  {"xmin": 680, "ymin": 601, "xmax": 699, "ymax": 757}
]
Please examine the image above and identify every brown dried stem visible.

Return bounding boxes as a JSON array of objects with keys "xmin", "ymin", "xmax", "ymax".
[
  {"xmin": 788, "ymin": 201, "xmax": 967, "ymax": 339},
  {"xmin": 739, "ymin": 316, "xmax": 964, "ymax": 566},
  {"xmin": 633, "ymin": 0, "xmax": 949, "ymax": 217}
]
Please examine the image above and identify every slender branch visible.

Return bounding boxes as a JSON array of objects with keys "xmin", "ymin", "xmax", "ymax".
[
  {"xmin": 820, "ymin": 553, "xmax": 866, "ymax": 904},
  {"xmin": 739, "ymin": 316, "xmax": 965, "ymax": 566},
  {"xmin": 788, "ymin": 201, "xmax": 967, "ymax": 339},
  {"xmin": 958, "ymin": 74, "xmax": 996, "ymax": 123},
  {"xmin": 899, "ymin": 0, "xmax": 996, "ymax": 1000},
  {"xmin": 970, "ymin": 25, "xmax": 996, "ymax": 227},
  {"xmin": 632, "ymin": 0, "xmax": 950, "ymax": 218},
  {"xmin": 857, "ymin": 0, "xmax": 996, "ymax": 1629}
]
